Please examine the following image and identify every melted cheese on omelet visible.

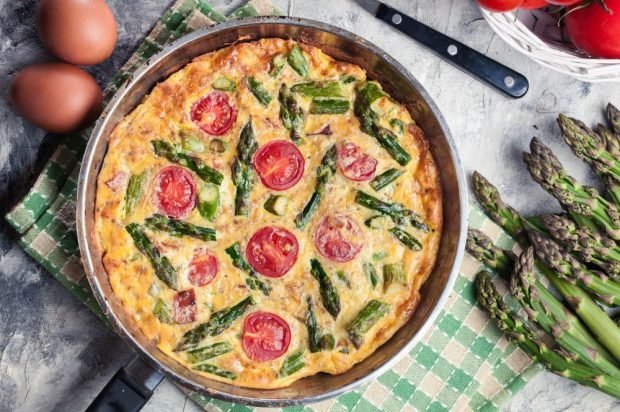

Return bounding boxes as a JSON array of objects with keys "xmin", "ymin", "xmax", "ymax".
[{"xmin": 95, "ymin": 39, "xmax": 442, "ymax": 388}]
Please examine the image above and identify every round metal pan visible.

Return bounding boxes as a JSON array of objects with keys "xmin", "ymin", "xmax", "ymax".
[{"xmin": 77, "ymin": 16, "xmax": 467, "ymax": 407}]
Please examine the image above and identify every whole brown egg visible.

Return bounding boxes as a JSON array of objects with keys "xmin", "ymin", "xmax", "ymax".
[
  {"xmin": 10, "ymin": 62, "xmax": 103, "ymax": 133},
  {"xmin": 36, "ymin": 0, "xmax": 118, "ymax": 66}
]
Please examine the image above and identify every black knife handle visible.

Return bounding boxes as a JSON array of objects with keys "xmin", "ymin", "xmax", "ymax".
[{"xmin": 376, "ymin": 4, "xmax": 528, "ymax": 98}]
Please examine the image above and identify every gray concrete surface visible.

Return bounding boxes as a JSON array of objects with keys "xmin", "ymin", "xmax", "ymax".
[{"xmin": 1, "ymin": 0, "xmax": 619, "ymax": 410}]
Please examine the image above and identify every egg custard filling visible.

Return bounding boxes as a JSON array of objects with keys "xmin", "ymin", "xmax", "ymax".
[{"xmin": 95, "ymin": 39, "xmax": 442, "ymax": 388}]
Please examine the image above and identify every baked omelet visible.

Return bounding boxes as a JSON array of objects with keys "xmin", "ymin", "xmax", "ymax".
[{"xmin": 95, "ymin": 38, "xmax": 442, "ymax": 388}]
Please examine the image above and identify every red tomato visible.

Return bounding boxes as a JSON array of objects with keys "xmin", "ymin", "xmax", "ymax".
[
  {"xmin": 173, "ymin": 289, "xmax": 196, "ymax": 324},
  {"xmin": 477, "ymin": 0, "xmax": 524, "ymax": 12},
  {"xmin": 314, "ymin": 214, "xmax": 364, "ymax": 263},
  {"xmin": 337, "ymin": 141, "xmax": 378, "ymax": 182},
  {"xmin": 565, "ymin": 0, "xmax": 620, "ymax": 58},
  {"xmin": 521, "ymin": 0, "xmax": 548, "ymax": 8},
  {"xmin": 246, "ymin": 226, "xmax": 299, "ymax": 278},
  {"xmin": 155, "ymin": 166, "xmax": 196, "ymax": 218},
  {"xmin": 242, "ymin": 312, "xmax": 291, "ymax": 361},
  {"xmin": 188, "ymin": 252, "xmax": 219, "ymax": 286},
  {"xmin": 253, "ymin": 140, "xmax": 305, "ymax": 190},
  {"xmin": 546, "ymin": 0, "xmax": 580, "ymax": 4},
  {"xmin": 191, "ymin": 91, "xmax": 237, "ymax": 136}
]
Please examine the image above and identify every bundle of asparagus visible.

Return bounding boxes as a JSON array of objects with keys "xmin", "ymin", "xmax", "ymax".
[{"xmin": 467, "ymin": 103, "xmax": 620, "ymax": 399}]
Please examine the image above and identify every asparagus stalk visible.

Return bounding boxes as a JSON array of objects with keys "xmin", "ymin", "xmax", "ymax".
[
  {"xmin": 270, "ymin": 54, "xmax": 286, "ymax": 77},
  {"xmin": 153, "ymin": 298, "xmax": 173, "ymax": 324},
  {"xmin": 309, "ymin": 99, "xmax": 350, "ymax": 114},
  {"xmin": 192, "ymin": 363, "xmax": 236, "ymax": 380},
  {"xmin": 212, "ymin": 76, "xmax": 236, "ymax": 92},
  {"xmin": 346, "ymin": 300, "xmax": 390, "ymax": 349},
  {"xmin": 186, "ymin": 342, "xmax": 233, "ymax": 363},
  {"xmin": 278, "ymin": 84, "xmax": 305, "ymax": 144},
  {"xmin": 197, "ymin": 183, "xmax": 219, "ymax": 222},
  {"xmin": 472, "ymin": 171, "xmax": 529, "ymax": 244},
  {"xmin": 224, "ymin": 242, "xmax": 271, "ymax": 296},
  {"xmin": 510, "ymin": 248, "xmax": 620, "ymax": 377},
  {"xmin": 295, "ymin": 145, "xmax": 337, "ymax": 229},
  {"xmin": 476, "ymin": 270, "xmax": 620, "ymax": 399},
  {"xmin": 371, "ymin": 168, "xmax": 405, "ymax": 191},
  {"xmin": 383, "ymin": 263, "xmax": 406, "ymax": 291},
  {"xmin": 608, "ymin": 103, "xmax": 620, "ymax": 135},
  {"xmin": 466, "ymin": 229, "xmax": 516, "ymax": 277},
  {"xmin": 245, "ymin": 77, "xmax": 271, "ymax": 106},
  {"xmin": 279, "ymin": 349, "xmax": 305, "ymax": 377},
  {"xmin": 467, "ymin": 191, "xmax": 614, "ymax": 358},
  {"xmin": 523, "ymin": 137, "xmax": 620, "ymax": 240},
  {"xmin": 291, "ymin": 81, "xmax": 345, "ymax": 98},
  {"xmin": 388, "ymin": 227, "xmax": 422, "ymax": 250},
  {"xmin": 232, "ymin": 121, "xmax": 258, "ymax": 216},
  {"xmin": 175, "ymin": 296, "xmax": 255, "ymax": 351},
  {"xmin": 126, "ymin": 223, "xmax": 178, "ymax": 290},
  {"xmin": 596, "ymin": 124, "xmax": 620, "ymax": 206},
  {"xmin": 144, "ymin": 214, "xmax": 216, "ymax": 242},
  {"xmin": 124, "ymin": 172, "xmax": 147, "ymax": 218},
  {"xmin": 363, "ymin": 262, "xmax": 379, "ymax": 289},
  {"xmin": 287, "ymin": 45, "xmax": 309, "ymax": 77},
  {"xmin": 310, "ymin": 259, "xmax": 341, "ymax": 318},
  {"xmin": 354, "ymin": 82, "xmax": 411, "ymax": 166},
  {"xmin": 528, "ymin": 231, "xmax": 620, "ymax": 307},
  {"xmin": 540, "ymin": 214, "xmax": 620, "ymax": 280},
  {"xmin": 355, "ymin": 190, "xmax": 429, "ymax": 232},
  {"xmin": 151, "ymin": 140, "xmax": 223, "ymax": 186},
  {"xmin": 558, "ymin": 114, "xmax": 620, "ymax": 183},
  {"xmin": 305, "ymin": 296, "xmax": 335, "ymax": 353}
]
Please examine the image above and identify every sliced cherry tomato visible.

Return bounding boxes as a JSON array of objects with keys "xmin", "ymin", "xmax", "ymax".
[
  {"xmin": 191, "ymin": 91, "xmax": 237, "ymax": 136},
  {"xmin": 337, "ymin": 141, "xmax": 377, "ymax": 182},
  {"xmin": 155, "ymin": 166, "xmax": 196, "ymax": 219},
  {"xmin": 566, "ymin": 0, "xmax": 620, "ymax": 58},
  {"xmin": 188, "ymin": 252, "xmax": 219, "ymax": 286},
  {"xmin": 173, "ymin": 289, "xmax": 196, "ymax": 324},
  {"xmin": 253, "ymin": 140, "xmax": 305, "ymax": 190},
  {"xmin": 314, "ymin": 214, "xmax": 364, "ymax": 263},
  {"xmin": 521, "ymin": 0, "xmax": 548, "ymax": 8},
  {"xmin": 242, "ymin": 312, "xmax": 291, "ymax": 361},
  {"xmin": 477, "ymin": 0, "xmax": 524, "ymax": 12},
  {"xmin": 246, "ymin": 226, "xmax": 299, "ymax": 278}
]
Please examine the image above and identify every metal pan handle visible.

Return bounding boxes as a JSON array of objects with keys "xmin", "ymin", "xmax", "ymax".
[{"xmin": 86, "ymin": 355, "xmax": 164, "ymax": 412}]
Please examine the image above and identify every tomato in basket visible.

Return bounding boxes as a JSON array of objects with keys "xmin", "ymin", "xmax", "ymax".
[
  {"xmin": 477, "ymin": 0, "xmax": 524, "ymax": 12},
  {"xmin": 565, "ymin": 0, "xmax": 620, "ymax": 59}
]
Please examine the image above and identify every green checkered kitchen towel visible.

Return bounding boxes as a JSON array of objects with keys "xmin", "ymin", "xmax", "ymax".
[{"xmin": 5, "ymin": 0, "xmax": 540, "ymax": 410}]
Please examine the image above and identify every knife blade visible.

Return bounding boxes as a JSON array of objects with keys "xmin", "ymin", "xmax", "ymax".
[{"xmin": 355, "ymin": 0, "xmax": 528, "ymax": 99}]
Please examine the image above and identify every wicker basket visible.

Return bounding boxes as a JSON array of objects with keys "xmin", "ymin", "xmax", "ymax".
[{"xmin": 481, "ymin": 9, "xmax": 620, "ymax": 82}]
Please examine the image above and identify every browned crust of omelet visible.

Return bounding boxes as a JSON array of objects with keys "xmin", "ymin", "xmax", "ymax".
[{"xmin": 94, "ymin": 38, "xmax": 443, "ymax": 388}]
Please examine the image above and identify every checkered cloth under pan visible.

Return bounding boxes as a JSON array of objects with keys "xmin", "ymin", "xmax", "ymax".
[{"xmin": 5, "ymin": 0, "xmax": 539, "ymax": 410}]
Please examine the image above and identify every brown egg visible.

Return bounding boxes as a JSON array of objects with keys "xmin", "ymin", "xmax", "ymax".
[
  {"xmin": 36, "ymin": 0, "xmax": 118, "ymax": 66},
  {"xmin": 10, "ymin": 62, "xmax": 103, "ymax": 133}
]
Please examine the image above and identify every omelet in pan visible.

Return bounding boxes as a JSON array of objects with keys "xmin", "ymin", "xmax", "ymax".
[{"xmin": 95, "ymin": 38, "xmax": 442, "ymax": 388}]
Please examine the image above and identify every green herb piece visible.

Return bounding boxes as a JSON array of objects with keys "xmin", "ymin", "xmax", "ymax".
[
  {"xmin": 336, "ymin": 270, "xmax": 351, "ymax": 288},
  {"xmin": 371, "ymin": 168, "xmax": 405, "ymax": 191},
  {"xmin": 187, "ymin": 342, "xmax": 233, "ymax": 363},
  {"xmin": 383, "ymin": 262, "xmax": 406, "ymax": 291},
  {"xmin": 144, "ymin": 214, "xmax": 216, "ymax": 241},
  {"xmin": 364, "ymin": 262, "xmax": 379, "ymax": 288},
  {"xmin": 153, "ymin": 298, "xmax": 173, "ymax": 324},
  {"xmin": 264, "ymin": 195, "xmax": 289, "ymax": 216},
  {"xmin": 270, "ymin": 54, "xmax": 287, "ymax": 77},
  {"xmin": 310, "ymin": 98, "xmax": 350, "ymax": 114},
  {"xmin": 181, "ymin": 133, "xmax": 205, "ymax": 153},
  {"xmin": 197, "ymin": 183, "xmax": 219, "ymax": 222},
  {"xmin": 175, "ymin": 296, "xmax": 255, "ymax": 351},
  {"xmin": 364, "ymin": 215, "xmax": 391, "ymax": 229},
  {"xmin": 346, "ymin": 300, "xmax": 390, "ymax": 348},
  {"xmin": 246, "ymin": 76, "xmax": 272, "ymax": 106},
  {"xmin": 124, "ymin": 172, "xmax": 147, "ymax": 218},
  {"xmin": 279, "ymin": 349, "xmax": 305, "ymax": 377},
  {"xmin": 192, "ymin": 363, "xmax": 237, "ymax": 380},
  {"xmin": 152, "ymin": 140, "xmax": 223, "ymax": 185},
  {"xmin": 342, "ymin": 75, "xmax": 358, "ymax": 84},
  {"xmin": 212, "ymin": 76, "xmax": 236, "ymax": 92},
  {"xmin": 372, "ymin": 251, "xmax": 387, "ymax": 261},
  {"xmin": 390, "ymin": 118, "xmax": 405, "ymax": 135},
  {"xmin": 287, "ymin": 45, "xmax": 309, "ymax": 77},
  {"xmin": 209, "ymin": 139, "xmax": 227, "ymax": 153},
  {"xmin": 126, "ymin": 223, "xmax": 177, "ymax": 290}
]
